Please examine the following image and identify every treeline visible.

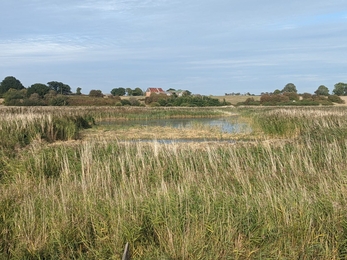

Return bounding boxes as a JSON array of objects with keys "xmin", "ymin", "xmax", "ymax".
[
  {"xmin": 145, "ymin": 93, "xmax": 230, "ymax": 107},
  {"xmin": 0, "ymin": 76, "xmax": 72, "ymax": 106},
  {"xmin": 237, "ymin": 83, "xmax": 346, "ymax": 106},
  {"xmin": 0, "ymin": 76, "xmax": 227, "ymax": 107},
  {"xmin": 258, "ymin": 82, "xmax": 347, "ymax": 96}
]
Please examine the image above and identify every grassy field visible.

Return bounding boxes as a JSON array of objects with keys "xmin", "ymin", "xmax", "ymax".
[
  {"xmin": 213, "ymin": 95, "xmax": 260, "ymax": 105},
  {"xmin": 1, "ymin": 106, "xmax": 347, "ymax": 259}
]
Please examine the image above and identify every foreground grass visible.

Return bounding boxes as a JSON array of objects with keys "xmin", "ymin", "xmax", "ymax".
[{"xmin": 1, "ymin": 106, "xmax": 347, "ymax": 259}]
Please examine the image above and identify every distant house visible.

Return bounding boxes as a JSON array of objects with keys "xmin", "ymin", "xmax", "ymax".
[{"xmin": 145, "ymin": 88, "xmax": 166, "ymax": 97}]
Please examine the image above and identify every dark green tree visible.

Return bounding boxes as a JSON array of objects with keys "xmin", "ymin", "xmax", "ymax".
[
  {"xmin": 332, "ymin": 82, "xmax": 347, "ymax": 96},
  {"xmin": 89, "ymin": 90, "xmax": 103, "ymax": 97},
  {"xmin": 282, "ymin": 83, "xmax": 297, "ymax": 93},
  {"xmin": 47, "ymin": 81, "xmax": 72, "ymax": 95},
  {"xmin": 183, "ymin": 90, "xmax": 192, "ymax": 96},
  {"xmin": 76, "ymin": 87, "xmax": 82, "ymax": 95},
  {"xmin": 3, "ymin": 88, "xmax": 25, "ymax": 105},
  {"xmin": 314, "ymin": 85, "xmax": 329, "ymax": 96},
  {"xmin": 126, "ymin": 88, "xmax": 133, "ymax": 96},
  {"xmin": 111, "ymin": 87, "xmax": 126, "ymax": 96},
  {"xmin": 0, "ymin": 76, "xmax": 25, "ymax": 95},
  {"xmin": 132, "ymin": 87, "xmax": 143, "ymax": 96},
  {"xmin": 27, "ymin": 83, "xmax": 50, "ymax": 98}
]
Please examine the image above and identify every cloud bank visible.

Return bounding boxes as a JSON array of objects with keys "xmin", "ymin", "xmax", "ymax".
[{"xmin": 0, "ymin": 0, "xmax": 346, "ymax": 94}]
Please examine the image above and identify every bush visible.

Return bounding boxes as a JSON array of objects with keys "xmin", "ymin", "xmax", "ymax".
[
  {"xmin": 145, "ymin": 93, "xmax": 169, "ymax": 105},
  {"xmin": 260, "ymin": 94, "xmax": 289, "ymax": 105},
  {"xmin": 328, "ymin": 95, "xmax": 345, "ymax": 104},
  {"xmin": 149, "ymin": 102, "xmax": 160, "ymax": 107},
  {"xmin": 49, "ymin": 96, "xmax": 68, "ymax": 106},
  {"xmin": 121, "ymin": 99, "xmax": 131, "ymax": 106},
  {"xmin": 238, "ymin": 97, "xmax": 261, "ymax": 106},
  {"xmin": 129, "ymin": 97, "xmax": 141, "ymax": 106},
  {"xmin": 89, "ymin": 90, "xmax": 103, "ymax": 97},
  {"xmin": 283, "ymin": 92, "xmax": 299, "ymax": 101},
  {"xmin": 3, "ymin": 88, "xmax": 25, "ymax": 105},
  {"xmin": 301, "ymin": 93, "xmax": 313, "ymax": 100}
]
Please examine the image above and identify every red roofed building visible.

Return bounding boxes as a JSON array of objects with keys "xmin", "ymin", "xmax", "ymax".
[{"xmin": 145, "ymin": 88, "xmax": 166, "ymax": 97}]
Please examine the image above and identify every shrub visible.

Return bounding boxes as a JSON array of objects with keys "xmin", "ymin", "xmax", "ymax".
[
  {"xmin": 129, "ymin": 97, "xmax": 141, "ymax": 106},
  {"xmin": 149, "ymin": 102, "xmax": 160, "ymax": 107},
  {"xmin": 283, "ymin": 92, "xmax": 299, "ymax": 101},
  {"xmin": 301, "ymin": 93, "xmax": 313, "ymax": 100},
  {"xmin": 260, "ymin": 94, "xmax": 289, "ymax": 105},
  {"xmin": 238, "ymin": 97, "xmax": 261, "ymax": 106},
  {"xmin": 145, "ymin": 93, "xmax": 169, "ymax": 105},
  {"xmin": 89, "ymin": 90, "xmax": 103, "ymax": 97},
  {"xmin": 121, "ymin": 99, "xmax": 131, "ymax": 106},
  {"xmin": 49, "ymin": 96, "xmax": 68, "ymax": 106},
  {"xmin": 3, "ymin": 88, "xmax": 25, "ymax": 105},
  {"xmin": 328, "ymin": 95, "xmax": 345, "ymax": 104}
]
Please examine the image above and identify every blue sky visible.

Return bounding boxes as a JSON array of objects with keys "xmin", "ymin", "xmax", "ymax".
[{"xmin": 1, "ymin": 1, "xmax": 346, "ymax": 95}]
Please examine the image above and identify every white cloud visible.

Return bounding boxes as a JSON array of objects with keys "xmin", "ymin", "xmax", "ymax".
[{"xmin": 1, "ymin": 0, "xmax": 347, "ymax": 95}]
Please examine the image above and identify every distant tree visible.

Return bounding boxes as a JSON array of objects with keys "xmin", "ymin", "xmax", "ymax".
[
  {"xmin": 132, "ymin": 87, "xmax": 143, "ymax": 96},
  {"xmin": 333, "ymin": 82, "xmax": 347, "ymax": 96},
  {"xmin": 47, "ymin": 81, "xmax": 72, "ymax": 95},
  {"xmin": 282, "ymin": 83, "xmax": 297, "ymax": 93},
  {"xmin": 76, "ymin": 87, "xmax": 82, "ymax": 95},
  {"xmin": 111, "ymin": 87, "xmax": 126, "ymax": 96},
  {"xmin": 167, "ymin": 88, "xmax": 176, "ymax": 92},
  {"xmin": 27, "ymin": 83, "xmax": 50, "ymax": 98},
  {"xmin": 44, "ymin": 90, "xmax": 57, "ymax": 101},
  {"xmin": 0, "ymin": 76, "xmax": 25, "ymax": 95},
  {"xmin": 273, "ymin": 89, "xmax": 281, "ymax": 94},
  {"xmin": 183, "ymin": 90, "xmax": 192, "ymax": 96},
  {"xmin": 314, "ymin": 85, "xmax": 329, "ymax": 96},
  {"xmin": 3, "ymin": 88, "xmax": 25, "ymax": 105},
  {"xmin": 126, "ymin": 88, "xmax": 133, "ymax": 96},
  {"xmin": 89, "ymin": 89, "xmax": 103, "ymax": 97}
]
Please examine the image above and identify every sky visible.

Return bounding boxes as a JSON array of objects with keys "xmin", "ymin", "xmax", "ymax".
[{"xmin": 1, "ymin": 1, "xmax": 347, "ymax": 95}]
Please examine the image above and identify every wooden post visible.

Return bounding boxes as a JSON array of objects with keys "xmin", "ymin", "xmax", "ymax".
[{"xmin": 122, "ymin": 242, "xmax": 130, "ymax": 260}]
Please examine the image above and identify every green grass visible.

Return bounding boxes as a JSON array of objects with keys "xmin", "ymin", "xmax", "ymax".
[{"xmin": 1, "ymin": 106, "xmax": 347, "ymax": 259}]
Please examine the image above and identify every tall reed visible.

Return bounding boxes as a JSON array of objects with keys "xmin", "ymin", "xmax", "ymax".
[{"xmin": 2, "ymin": 106, "xmax": 347, "ymax": 259}]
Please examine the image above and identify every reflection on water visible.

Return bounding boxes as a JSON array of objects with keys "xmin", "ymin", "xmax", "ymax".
[{"xmin": 101, "ymin": 117, "xmax": 251, "ymax": 134}]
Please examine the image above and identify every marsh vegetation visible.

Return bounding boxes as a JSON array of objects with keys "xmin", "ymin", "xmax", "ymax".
[{"xmin": 1, "ymin": 106, "xmax": 347, "ymax": 259}]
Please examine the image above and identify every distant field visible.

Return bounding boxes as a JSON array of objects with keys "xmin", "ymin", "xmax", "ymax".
[{"xmin": 213, "ymin": 95, "xmax": 260, "ymax": 105}]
